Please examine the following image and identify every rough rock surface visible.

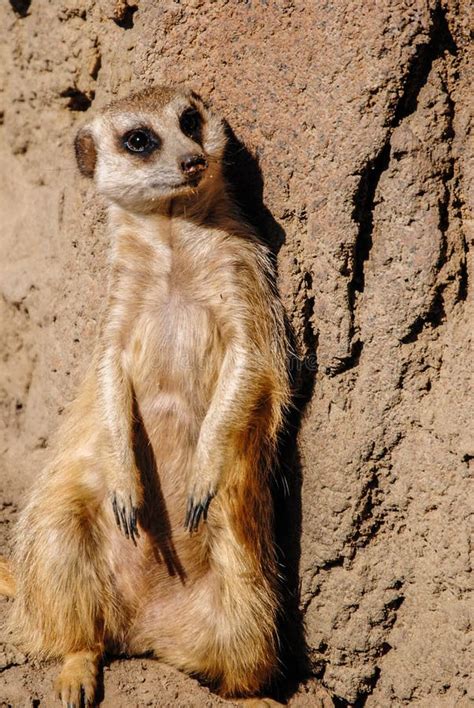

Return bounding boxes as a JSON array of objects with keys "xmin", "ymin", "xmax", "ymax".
[{"xmin": 0, "ymin": 1, "xmax": 472, "ymax": 705}]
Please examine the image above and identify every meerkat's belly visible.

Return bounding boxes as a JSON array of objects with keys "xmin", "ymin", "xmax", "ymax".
[{"xmin": 125, "ymin": 292, "xmax": 224, "ymax": 526}]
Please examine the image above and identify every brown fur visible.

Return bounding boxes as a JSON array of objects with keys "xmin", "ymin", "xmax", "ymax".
[
  {"xmin": 0, "ymin": 558, "xmax": 15, "ymax": 597},
  {"xmin": 5, "ymin": 86, "xmax": 290, "ymax": 705}
]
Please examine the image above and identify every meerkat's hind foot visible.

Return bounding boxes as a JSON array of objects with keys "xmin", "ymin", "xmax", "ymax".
[{"xmin": 54, "ymin": 650, "xmax": 100, "ymax": 707}]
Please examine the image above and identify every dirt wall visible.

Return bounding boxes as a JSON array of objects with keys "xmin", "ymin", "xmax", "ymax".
[{"xmin": 0, "ymin": 1, "xmax": 472, "ymax": 706}]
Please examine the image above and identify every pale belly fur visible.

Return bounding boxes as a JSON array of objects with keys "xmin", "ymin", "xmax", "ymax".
[{"xmin": 109, "ymin": 292, "xmax": 225, "ymax": 645}]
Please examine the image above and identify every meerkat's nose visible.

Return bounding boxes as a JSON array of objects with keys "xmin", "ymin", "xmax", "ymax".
[{"xmin": 180, "ymin": 154, "xmax": 208, "ymax": 176}]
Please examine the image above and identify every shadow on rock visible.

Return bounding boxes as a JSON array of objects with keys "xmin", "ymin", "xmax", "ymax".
[{"xmin": 224, "ymin": 125, "xmax": 318, "ymax": 701}]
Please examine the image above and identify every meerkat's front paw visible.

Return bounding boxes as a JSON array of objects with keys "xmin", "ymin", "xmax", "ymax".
[
  {"xmin": 184, "ymin": 482, "xmax": 215, "ymax": 533},
  {"xmin": 111, "ymin": 489, "xmax": 140, "ymax": 545}
]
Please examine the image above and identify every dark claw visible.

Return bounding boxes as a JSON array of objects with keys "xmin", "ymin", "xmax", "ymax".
[
  {"xmin": 184, "ymin": 499, "xmax": 199, "ymax": 532},
  {"xmin": 184, "ymin": 493, "xmax": 214, "ymax": 533},
  {"xmin": 80, "ymin": 684, "xmax": 88, "ymax": 708},
  {"xmin": 112, "ymin": 496, "xmax": 120, "ymax": 528},
  {"xmin": 131, "ymin": 506, "xmax": 140, "ymax": 539},
  {"xmin": 128, "ymin": 505, "xmax": 140, "ymax": 547},
  {"xmin": 119, "ymin": 506, "xmax": 129, "ymax": 538},
  {"xmin": 129, "ymin": 513, "xmax": 136, "ymax": 545},
  {"xmin": 184, "ymin": 498, "xmax": 192, "ymax": 529},
  {"xmin": 191, "ymin": 503, "xmax": 202, "ymax": 532},
  {"xmin": 111, "ymin": 495, "xmax": 140, "ymax": 545}
]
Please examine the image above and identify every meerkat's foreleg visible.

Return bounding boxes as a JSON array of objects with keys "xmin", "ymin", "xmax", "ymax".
[
  {"xmin": 185, "ymin": 343, "xmax": 268, "ymax": 532},
  {"xmin": 98, "ymin": 344, "xmax": 143, "ymax": 542}
]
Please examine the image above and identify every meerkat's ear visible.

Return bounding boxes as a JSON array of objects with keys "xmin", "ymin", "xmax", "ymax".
[{"xmin": 74, "ymin": 127, "xmax": 97, "ymax": 178}]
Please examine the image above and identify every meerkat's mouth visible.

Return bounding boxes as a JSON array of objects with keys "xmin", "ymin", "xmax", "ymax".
[
  {"xmin": 169, "ymin": 176, "xmax": 203, "ymax": 190},
  {"xmin": 149, "ymin": 173, "xmax": 205, "ymax": 196}
]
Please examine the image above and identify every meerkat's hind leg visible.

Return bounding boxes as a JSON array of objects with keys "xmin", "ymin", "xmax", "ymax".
[{"xmin": 55, "ymin": 649, "xmax": 101, "ymax": 708}]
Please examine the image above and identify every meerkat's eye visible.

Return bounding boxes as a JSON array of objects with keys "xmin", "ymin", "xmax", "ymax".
[
  {"xmin": 122, "ymin": 129, "xmax": 159, "ymax": 154},
  {"xmin": 179, "ymin": 107, "xmax": 203, "ymax": 142}
]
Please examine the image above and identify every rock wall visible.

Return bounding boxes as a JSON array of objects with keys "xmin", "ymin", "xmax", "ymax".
[{"xmin": 0, "ymin": 1, "xmax": 472, "ymax": 705}]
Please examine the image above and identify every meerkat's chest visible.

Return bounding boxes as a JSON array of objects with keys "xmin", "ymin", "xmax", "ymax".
[
  {"xmin": 124, "ymin": 279, "xmax": 224, "ymax": 401},
  {"xmin": 153, "ymin": 288, "xmax": 219, "ymax": 365},
  {"xmin": 116, "ymin": 231, "xmax": 232, "ymax": 403}
]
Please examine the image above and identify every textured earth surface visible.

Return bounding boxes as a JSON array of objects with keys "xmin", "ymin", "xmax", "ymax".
[{"xmin": 0, "ymin": 0, "xmax": 472, "ymax": 706}]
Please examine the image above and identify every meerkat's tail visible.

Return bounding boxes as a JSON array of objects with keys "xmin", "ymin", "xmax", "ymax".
[{"xmin": 0, "ymin": 557, "xmax": 16, "ymax": 597}]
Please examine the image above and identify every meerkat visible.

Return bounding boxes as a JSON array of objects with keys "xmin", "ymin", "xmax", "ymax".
[{"xmin": 2, "ymin": 86, "xmax": 290, "ymax": 706}]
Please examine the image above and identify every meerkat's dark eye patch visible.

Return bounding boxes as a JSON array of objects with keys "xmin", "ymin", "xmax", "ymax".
[
  {"xmin": 179, "ymin": 107, "xmax": 203, "ymax": 143},
  {"xmin": 122, "ymin": 128, "xmax": 161, "ymax": 155}
]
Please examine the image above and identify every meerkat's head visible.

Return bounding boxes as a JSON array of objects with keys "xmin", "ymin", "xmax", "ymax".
[{"xmin": 74, "ymin": 86, "xmax": 226, "ymax": 212}]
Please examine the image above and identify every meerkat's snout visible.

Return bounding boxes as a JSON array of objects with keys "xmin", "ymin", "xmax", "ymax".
[{"xmin": 180, "ymin": 153, "xmax": 208, "ymax": 181}]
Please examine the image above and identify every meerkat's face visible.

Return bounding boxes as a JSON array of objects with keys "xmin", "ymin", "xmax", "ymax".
[{"xmin": 74, "ymin": 87, "xmax": 226, "ymax": 212}]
